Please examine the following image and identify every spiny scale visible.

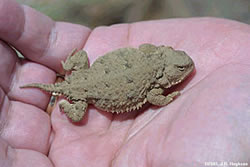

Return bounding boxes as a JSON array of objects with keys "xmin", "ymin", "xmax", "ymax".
[{"xmin": 110, "ymin": 98, "xmax": 147, "ymax": 114}]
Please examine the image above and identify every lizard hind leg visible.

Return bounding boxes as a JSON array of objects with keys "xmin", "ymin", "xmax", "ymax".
[
  {"xmin": 59, "ymin": 100, "xmax": 88, "ymax": 122},
  {"xmin": 61, "ymin": 49, "xmax": 89, "ymax": 71}
]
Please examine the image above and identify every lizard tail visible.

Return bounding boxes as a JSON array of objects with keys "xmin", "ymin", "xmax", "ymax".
[{"xmin": 20, "ymin": 83, "xmax": 61, "ymax": 93}]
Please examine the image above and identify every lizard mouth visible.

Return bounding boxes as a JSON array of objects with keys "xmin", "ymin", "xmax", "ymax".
[{"xmin": 171, "ymin": 63, "xmax": 194, "ymax": 85}]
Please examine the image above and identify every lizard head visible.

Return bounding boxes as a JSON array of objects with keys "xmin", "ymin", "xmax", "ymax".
[{"xmin": 155, "ymin": 47, "xmax": 194, "ymax": 88}]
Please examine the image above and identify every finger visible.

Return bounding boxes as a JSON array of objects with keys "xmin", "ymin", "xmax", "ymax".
[
  {"xmin": 0, "ymin": 39, "xmax": 56, "ymax": 109},
  {"xmin": 0, "ymin": 138, "xmax": 53, "ymax": 167},
  {"xmin": 0, "ymin": 90, "xmax": 51, "ymax": 154},
  {"xmin": 0, "ymin": 0, "xmax": 91, "ymax": 72},
  {"xmin": 0, "ymin": 41, "xmax": 18, "ymax": 92},
  {"xmin": 8, "ymin": 60, "xmax": 56, "ymax": 109}
]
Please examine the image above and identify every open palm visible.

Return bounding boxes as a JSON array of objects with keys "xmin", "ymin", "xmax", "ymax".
[{"xmin": 1, "ymin": 1, "xmax": 250, "ymax": 167}]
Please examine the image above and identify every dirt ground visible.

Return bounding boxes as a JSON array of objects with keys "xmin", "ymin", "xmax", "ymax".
[{"xmin": 17, "ymin": 0, "xmax": 250, "ymax": 27}]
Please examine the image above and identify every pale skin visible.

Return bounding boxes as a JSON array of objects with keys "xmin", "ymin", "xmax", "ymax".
[{"xmin": 1, "ymin": 0, "xmax": 250, "ymax": 167}]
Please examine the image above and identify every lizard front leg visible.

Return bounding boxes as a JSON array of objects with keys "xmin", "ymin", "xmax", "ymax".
[
  {"xmin": 59, "ymin": 100, "xmax": 88, "ymax": 122},
  {"xmin": 61, "ymin": 49, "xmax": 89, "ymax": 71},
  {"xmin": 147, "ymin": 88, "xmax": 180, "ymax": 106}
]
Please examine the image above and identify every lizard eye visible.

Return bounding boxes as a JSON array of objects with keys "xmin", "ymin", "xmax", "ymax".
[{"xmin": 177, "ymin": 66, "xmax": 185, "ymax": 71}]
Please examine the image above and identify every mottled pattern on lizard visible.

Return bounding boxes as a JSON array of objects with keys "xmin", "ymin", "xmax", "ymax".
[{"xmin": 21, "ymin": 44, "xmax": 194, "ymax": 122}]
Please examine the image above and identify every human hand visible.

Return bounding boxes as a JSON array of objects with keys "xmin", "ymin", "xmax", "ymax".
[{"xmin": 1, "ymin": 0, "xmax": 250, "ymax": 166}]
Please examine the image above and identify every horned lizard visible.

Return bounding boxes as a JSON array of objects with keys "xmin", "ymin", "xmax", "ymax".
[{"xmin": 21, "ymin": 44, "xmax": 194, "ymax": 122}]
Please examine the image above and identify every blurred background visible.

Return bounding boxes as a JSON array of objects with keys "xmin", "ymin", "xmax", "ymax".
[{"xmin": 17, "ymin": 0, "xmax": 250, "ymax": 28}]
